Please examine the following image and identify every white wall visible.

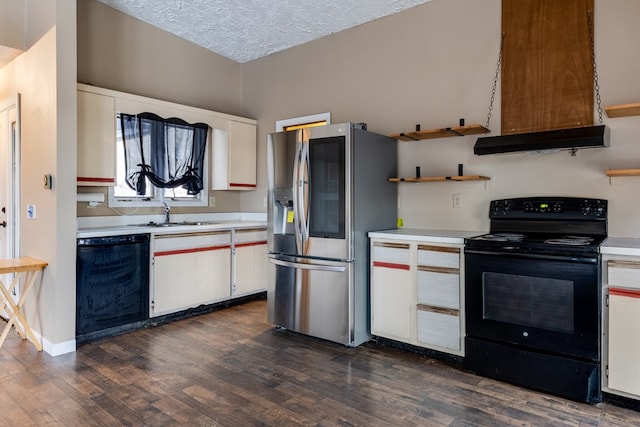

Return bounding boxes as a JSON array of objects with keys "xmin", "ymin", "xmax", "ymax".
[{"xmin": 242, "ymin": 0, "xmax": 640, "ymax": 238}]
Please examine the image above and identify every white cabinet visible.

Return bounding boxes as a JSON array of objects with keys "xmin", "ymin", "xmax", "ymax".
[
  {"xmin": 416, "ymin": 245, "xmax": 462, "ymax": 352},
  {"xmin": 603, "ymin": 258, "xmax": 640, "ymax": 399},
  {"xmin": 152, "ymin": 231, "xmax": 231, "ymax": 316},
  {"xmin": 371, "ymin": 241, "xmax": 412, "ymax": 341},
  {"xmin": 77, "ymin": 89, "xmax": 116, "ymax": 186},
  {"xmin": 370, "ymin": 237, "xmax": 465, "ymax": 356},
  {"xmin": 77, "ymin": 83, "xmax": 258, "ymax": 193},
  {"xmin": 232, "ymin": 228, "xmax": 267, "ymax": 297},
  {"xmin": 211, "ymin": 120, "xmax": 257, "ymax": 190}
]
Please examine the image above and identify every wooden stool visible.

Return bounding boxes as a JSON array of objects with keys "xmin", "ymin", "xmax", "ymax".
[{"xmin": 0, "ymin": 257, "xmax": 48, "ymax": 351}]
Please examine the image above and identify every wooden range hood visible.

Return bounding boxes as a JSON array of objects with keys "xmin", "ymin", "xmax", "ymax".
[{"xmin": 474, "ymin": 0, "xmax": 609, "ymax": 155}]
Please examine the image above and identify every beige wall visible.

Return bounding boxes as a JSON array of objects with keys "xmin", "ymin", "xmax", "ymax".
[
  {"xmin": 0, "ymin": 0, "xmax": 77, "ymax": 354},
  {"xmin": 77, "ymin": 0, "xmax": 245, "ymax": 117},
  {"xmin": 76, "ymin": 0, "xmax": 247, "ymax": 215},
  {"xmin": 242, "ymin": 0, "xmax": 640, "ymax": 238},
  {"xmin": 0, "ymin": 0, "xmax": 25, "ymax": 50}
]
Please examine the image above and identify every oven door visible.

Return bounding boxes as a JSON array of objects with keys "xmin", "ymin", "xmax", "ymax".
[{"xmin": 465, "ymin": 249, "xmax": 600, "ymax": 361}]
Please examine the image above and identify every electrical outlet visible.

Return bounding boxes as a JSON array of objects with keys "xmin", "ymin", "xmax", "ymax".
[
  {"xmin": 453, "ymin": 194, "xmax": 462, "ymax": 209},
  {"xmin": 209, "ymin": 196, "xmax": 216, "ymax": 207},
  {"xmin": 610, "ymin": 177, "xmax": 624, "ymax": 186},
  {"xmin": 485, "ymin": 177, "xmax": 495, "ymax": 191},
  {"xmin": 263, "ymin": 197, "xmax": 267, "ymax": 208}
]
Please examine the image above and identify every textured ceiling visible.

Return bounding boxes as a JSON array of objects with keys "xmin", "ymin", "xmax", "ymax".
[{"xmin": 96, "ymin": 0, "xmax": 432, "ymax": 63}]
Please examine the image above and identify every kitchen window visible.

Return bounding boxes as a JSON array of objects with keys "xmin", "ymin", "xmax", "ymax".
[{"xmin": 109, "ymin": 112, "xmax": 209, "ymax": 207}]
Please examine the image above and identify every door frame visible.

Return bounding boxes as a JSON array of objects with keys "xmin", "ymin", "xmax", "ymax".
[{"xmin": 0, "ymin": 94, "xmax": 22, "ymax": 300}]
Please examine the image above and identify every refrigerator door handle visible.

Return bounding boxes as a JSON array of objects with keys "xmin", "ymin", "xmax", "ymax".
[
  {"xmin": 299, "ymin": 140, "xmax": 310, "ymax": 243},
  {"xmin": 292, "ymin": 132, "xmax": 304, "ymax": 253},
  {"xmin": 269, "ymin": 257, "xmax": 346, "ymax": 273}
]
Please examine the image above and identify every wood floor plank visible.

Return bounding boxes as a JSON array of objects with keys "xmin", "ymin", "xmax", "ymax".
[{"xmin": 1, "ymin": 299, "xmax": 639, "ymax": 426}]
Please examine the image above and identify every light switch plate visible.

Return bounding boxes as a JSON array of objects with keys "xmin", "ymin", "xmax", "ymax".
[{"xmin": 27, "ymin": 204, "xmax": 36, "ymax": 219}]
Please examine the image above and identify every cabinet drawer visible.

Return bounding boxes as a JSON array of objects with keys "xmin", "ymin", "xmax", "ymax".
[
  {"xmin": 607, "ymin": 260, "xmax": 640, "ymax": 290},
  {"xmin": 234, "ymin": 229, "xmax": 267, "ymax": 245},
  {"xmin": 416, "ymin": 268, "xmax": 459, "ymax": 309},
  {"xmin": 417, "ymin": 245, "xmax": 459, "ymax": 269},
  {"xmin": 154, "ymin": 232, "xmax": 231, "ymax": 253},
  {"xmin": 417, "ymin": 305, "xmax": 460, "ymax": 350},
  {"xmin": 372, "ymin": 242, "xmax": 410, "ymax": 265}
]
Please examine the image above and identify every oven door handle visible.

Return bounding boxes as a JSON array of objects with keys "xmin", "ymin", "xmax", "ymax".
[{"xmin": 464, "ymin": 249, "xmax": 598, "ymax": 264}]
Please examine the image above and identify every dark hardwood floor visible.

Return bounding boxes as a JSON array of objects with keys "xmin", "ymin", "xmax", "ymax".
[{"xmin": 1, "ymin": 300, "xmax": 639, "ymax": 426}]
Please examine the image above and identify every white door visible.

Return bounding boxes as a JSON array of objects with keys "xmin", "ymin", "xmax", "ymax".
[{"xmin": 0, "ymin": 95, "xmax": 21, "ymax": 304}]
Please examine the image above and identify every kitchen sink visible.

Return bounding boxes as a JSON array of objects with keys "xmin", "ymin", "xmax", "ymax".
[{"xmin": 131, "ymin": 221, "xmax": 226, "ymax": 227}]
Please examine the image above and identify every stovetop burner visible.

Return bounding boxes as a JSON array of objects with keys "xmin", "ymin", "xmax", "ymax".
[
  {"xmin": 544, "ymin": 236, "xmax": 595, "ymax": 246},
  {"xmin": 477, "ymin": 233, "xmax": 525, "ymax": 242}
]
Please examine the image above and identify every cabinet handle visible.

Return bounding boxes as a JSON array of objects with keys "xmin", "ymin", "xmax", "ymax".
[
  {"xmin": 373, "ymin": 242, "xmax": 410, "ymax": 250},
  {"xmin": 417, "ymin": 304, "xmax": 459, "ymax": 316},
  {"xmin": 610, "ymin": 288, "xmax": 640, "ymax": 299},
  {"xmin": 417, "ymin": 265, "xmax": 459, "ymax": 274},
  {"xmin": 608, "ymin": 260, "xmax": 640, "ymax": 269},
  {"xmin": 418, "ymin": 244, "xmax": 459, "ymax": 254},
  {"xmin": 372, "ymin": 261, "xmax": 410, "ymax": 271}
]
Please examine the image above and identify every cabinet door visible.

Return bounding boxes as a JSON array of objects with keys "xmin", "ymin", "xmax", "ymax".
[
  {"xmin": 228, "ymin": 120, "xmax": 256, "ymax": 189},
  {"xmin": 233, "ymin": 229, "xmax": 268, "ymax": 296},
  {"xmin": 233, "ymin": 243, "xmax": 268, "ymax": 296},
  {"xmin": 211, "ymin": 121, "xmax": 257, "ymax": 190},
  {"xmin": 77, "ymin": 90, "xmax": 116, "ymax": 186},
  {"xmin": 152, "ymin": 232, "xmax": 231, "ymax": 316},
  {"xmin": 607, "ymin": 260, "xmax": 640, "ymax": 397},
  {"xmin": 153, "ymin": 252, "xmax": 199, "ymax": 314},
  {"xmin": 371, "ymin": 241, "xmax": 412, "ymax": 340},
  {"xmin": 196, "ymin": 248, "xmax": 231, "ymax": 302},
  {"xmin": 608, "ymin": 288, "xmax": 640, "ymax": 396}
]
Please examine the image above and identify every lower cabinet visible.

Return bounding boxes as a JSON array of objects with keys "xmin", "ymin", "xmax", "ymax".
[
  {"xmin": 152, "ymin": 231, "xmax": 231, "ymax": 316},
  {"xmin": 371, "ymin": 237, "xmax": 465, "ymax": 356},
  {"xmin": 151, "ymin": 227, "xmax": 268, "ymax": 317},
  {"xmin": 232, "ymin": 228, "xmax": 268, "ymax": 297},
  {"xmin": 371, "ymin": 242, "xmax": 412, "ymax": 340},
  {"xmin": 603, "ymin": 257, "xmax": 640, "ymax": 399}
]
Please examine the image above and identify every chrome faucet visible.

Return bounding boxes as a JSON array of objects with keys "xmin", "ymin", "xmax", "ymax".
[{"xmin": 162, "ymin": 202, "xmax": 171, "ymax": 224}]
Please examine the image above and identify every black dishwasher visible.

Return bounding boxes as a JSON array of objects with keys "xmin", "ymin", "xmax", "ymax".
[{"xmin": 76, "ymin": 233, "xmax": 150, "ymax": 343}]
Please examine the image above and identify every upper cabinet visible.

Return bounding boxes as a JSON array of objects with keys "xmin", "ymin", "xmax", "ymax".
[
  {"xmin": 77, "ymin": 89, "xmax": 116, "ymax": 186},
  {"xmin": 211, "ymin": 120, "xmax": 257, "ymax": 190},
  {"xmin": 77, "ymin": 83, "xmax": 257, "ymax": 191}
]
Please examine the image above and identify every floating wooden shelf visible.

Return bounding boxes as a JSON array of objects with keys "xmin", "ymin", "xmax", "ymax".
[
  {"xmin": 390, "ymin": 124, "xmax": 490, "ymax": 141},
  {"xmin": 389, "ymin": 175, "xmax": 491, "ymax": 183},
  {"xmin": 605, "ymin": 103, "xmax": 640, "ymax": 118},
  {"xmin": 606, "ymin": 169, "xmax": 640, "ymax": 177}
]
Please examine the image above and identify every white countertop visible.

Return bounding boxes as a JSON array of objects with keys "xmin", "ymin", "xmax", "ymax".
[
  {"xmin": 368, "ymin": 228, "xmax": 483, "ymax": 244},
  {"xmin": 77, "ymin": 212, "xmax": 267, "ymax": 238},
  {"xmin": 601, "ymin": 237, "xmax": 640, "ymax": 257}
]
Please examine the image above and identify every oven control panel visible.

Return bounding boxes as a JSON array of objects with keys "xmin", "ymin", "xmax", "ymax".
[{"xmin": 489, "ymin": 197, "xmax": 607, "ymax": 220}]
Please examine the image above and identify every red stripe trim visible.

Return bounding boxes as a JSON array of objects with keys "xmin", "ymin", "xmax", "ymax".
[
  {"xmin": 229, "ymin": 183, "xmax": 257, "ymax": 188},
  {"xmin": 610, "ymin": 288, "xmax": 640, "ymax": 299},
  {"xmin": 235, "ymin": 241, "xmax": 267, "ymax": 248},
  {"xmin": 373, "ymin": 261, "xmax": 410, "ymax": 271},
  {"xmin": 78, "ymin": 177, "xmax": 115, "ymax": 183},
  {"xmin": 155, "ymin": 244, "xmax": 231, "ymax": 256}
]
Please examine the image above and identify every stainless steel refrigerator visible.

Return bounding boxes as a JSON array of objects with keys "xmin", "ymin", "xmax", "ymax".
[{"xmin": 267, "ymin": 122, "xmax": 397, "ymax": 346}]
